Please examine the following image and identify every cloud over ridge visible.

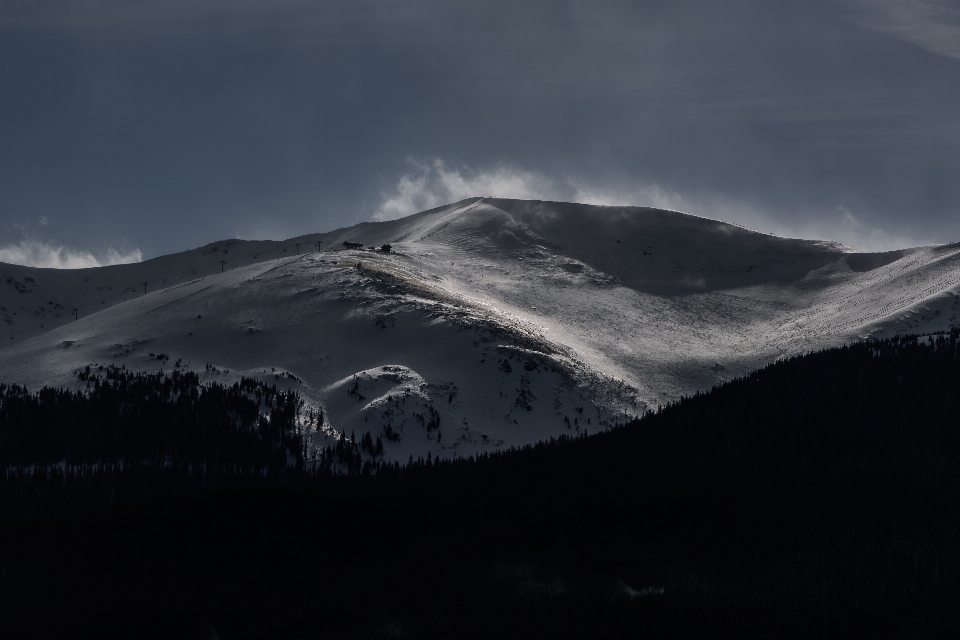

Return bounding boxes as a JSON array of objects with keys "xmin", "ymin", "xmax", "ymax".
[
  {"xmin": 374, "ymin": 159, "xmax": 558, "ymax": 221},
  {"xmin": 376, "ymin": 158, "xmax": 931, "ymax": 252},
  {"xmin": 0, "ymin": 240, "xmax": 142, "ymax": 269}
]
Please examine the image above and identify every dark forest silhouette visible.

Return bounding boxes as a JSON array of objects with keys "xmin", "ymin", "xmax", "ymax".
[{"xmin": 2, "ymin": 331, "xmax": 960, "ymax": 637}]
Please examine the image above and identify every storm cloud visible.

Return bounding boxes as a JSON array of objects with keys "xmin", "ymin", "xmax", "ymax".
[{"xmin": 2, "ymin": 0, "xmax": 958, "ymax": 259}]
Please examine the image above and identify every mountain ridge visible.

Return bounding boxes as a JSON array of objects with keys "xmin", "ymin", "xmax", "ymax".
[{"xmin": 2, "ymin": 198, "xmax": 958, "ymax": 461}]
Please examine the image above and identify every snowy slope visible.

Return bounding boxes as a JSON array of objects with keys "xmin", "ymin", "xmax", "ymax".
[{"xmin": 2, "ymin": 198, "xmax": 959, "ymax": 461}]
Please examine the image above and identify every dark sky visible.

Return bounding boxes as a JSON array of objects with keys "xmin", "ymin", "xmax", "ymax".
[{"xmin": 2, "ymin": 0, "xmax": 959, "ymax": 265}]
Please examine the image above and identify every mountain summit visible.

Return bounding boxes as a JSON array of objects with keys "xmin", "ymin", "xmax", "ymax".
[{"xmin": 2, "ymin": 198, "xmax": 959, "ymax": 460}]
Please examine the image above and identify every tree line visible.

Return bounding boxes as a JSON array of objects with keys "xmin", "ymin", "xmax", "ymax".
[{"xmin": 3, "ymin": 331, "xmax": 960, "ymax": 638}]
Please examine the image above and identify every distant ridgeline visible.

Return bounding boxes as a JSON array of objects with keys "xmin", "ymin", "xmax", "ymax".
[{"xmin": 3, "ymin": 332, "xmax": 960, "ymax": 637}]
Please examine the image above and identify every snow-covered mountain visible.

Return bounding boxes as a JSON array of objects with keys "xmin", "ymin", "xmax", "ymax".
[{"xmin": 3, "ymin": 198, "xmax": 959, "ymax": 461}]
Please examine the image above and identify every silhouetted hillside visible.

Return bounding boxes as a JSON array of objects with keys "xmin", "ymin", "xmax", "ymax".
[{"xmin": 2, "ymin": 331, "xmax": 960, "ymax": 638}]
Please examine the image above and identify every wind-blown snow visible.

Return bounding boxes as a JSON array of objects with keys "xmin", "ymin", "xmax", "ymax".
[{"xmin": 2, "ymin": 198, "xmax": 959, "ymax": 461}]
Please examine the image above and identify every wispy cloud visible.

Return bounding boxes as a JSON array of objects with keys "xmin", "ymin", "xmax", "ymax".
[
  {"xmin": 574, "ymin": 186, "xmax": 931, "ymax": 251},
  {"xmin": 848, "ymin": 0, "xmax": 960, "ymax": 61},
  {"xmin": 802, "ymin": 205, "xmax": 933, "ymax": 252},
  {"xmin": 376, "ymin": 159, "xmax": 695, "ymax": 222},
  {"xmin": 0, "ymin": 240, "xmax": 142, "ymax": 269},
  {"xmin": 376, "ymin": 158, "xmax": 932, "ymax": 252},
  {"xmin": 570, "ymin": 182, "xmax": 692, "ymax": 213},
  {"xmin": 374, "ymin": 159, "xmax": 558, "ymax": 221},
  {"xmin": 666, "ymin": 198, "xmax": 931, "ymax": 253},
  {"xmin": 570, "ymin": 181, "xmax": 931, "ymax": 251}
]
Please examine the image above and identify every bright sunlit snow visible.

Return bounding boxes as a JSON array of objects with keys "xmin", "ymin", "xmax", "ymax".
[{"xmin": 2, "ymin": 198, "xmax": 959, "ymax": 461}]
